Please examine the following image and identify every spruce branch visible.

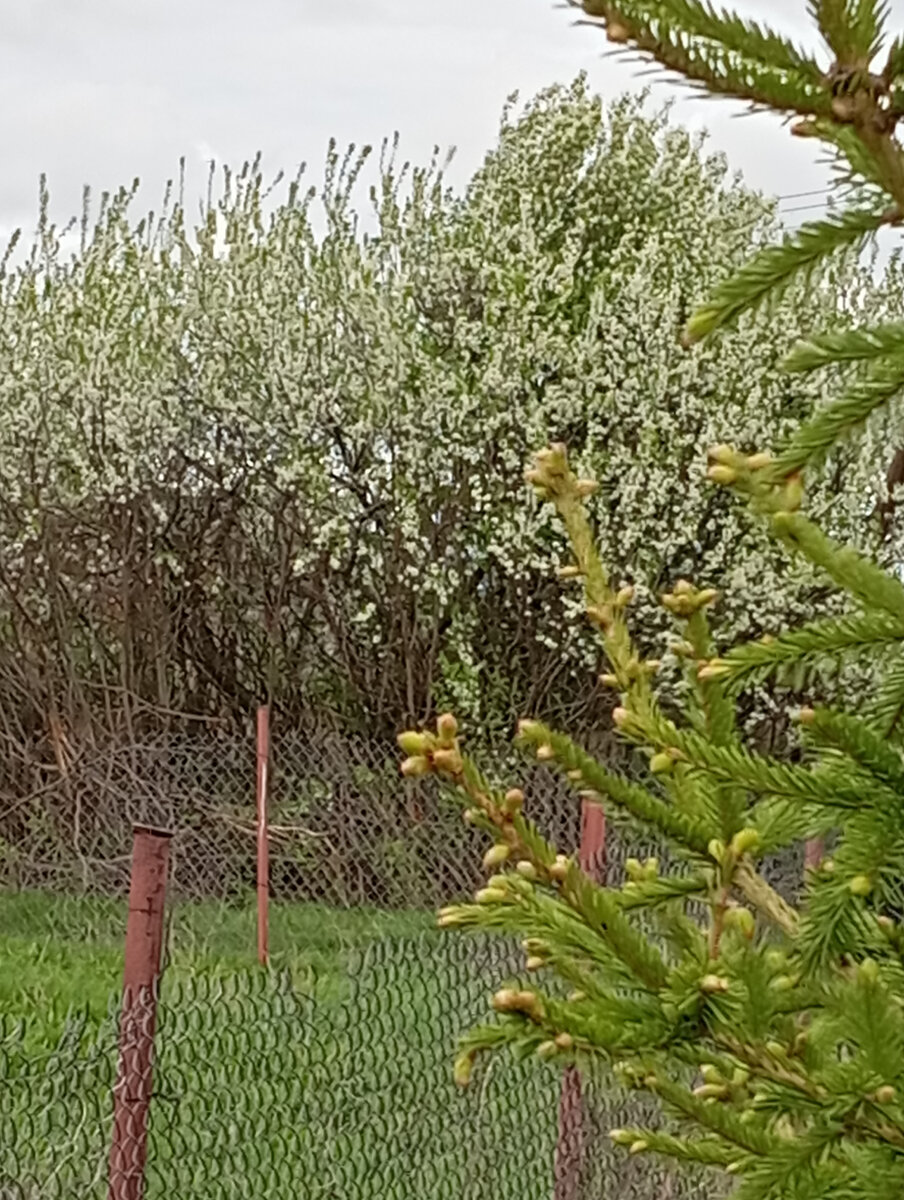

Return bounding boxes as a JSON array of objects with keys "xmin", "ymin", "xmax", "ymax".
[
  {"xmin": 766, "ymin": 351, "xmax": 904, "ymax": 475},
  {"xmin": 580, "ymin": 2, "xmax": 835, "ymax": 116},
  {"xmin": 802, "ymin": 706, "xmax": 904, "ymax": 791},
  {"xmin": 684, "ymin": 207, "xmax": 893, "ymax": 344},
  {"xmin": 608, "ymin": 0, "xmax": 826, "ymax": 79},
  {"xmin": 661, "ymin": 724, "xmax": 865, "ymax": 808},
  {"xmin": 766, "ymin": 510, "xmax": 904, "ymax": 620},
  {"xmin": 782, "ymin": 321, "xmax": 904, "ymax": 372},
  {"xmin": 515, "ymin": 718, "xmax": 713, "ymax": 855},
  {"xmin": 717, "ymin": 610, "xmax": 904, "ymax": 692},
  {"xmin": 810, "ymin": 0, "xmax": 889, "ymax": 64},
  {"xmin": 869, "ymin": 653, "xmax": 904, "ymax": 738}
]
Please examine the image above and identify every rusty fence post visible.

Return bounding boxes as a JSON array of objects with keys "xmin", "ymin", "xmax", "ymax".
[
  {"xmin": 554, "ymin": 796, "xmax": 606, "ymax": 1200},
  {"xmin": 805, "ymin": 837, "xmax": 824, "ymax": 874},
  {"xmin": 108, "ymin": 825, "xmax": 172, "ymax": 1200},
  {"xmin": 256, "ymin": 704, "xmax": 271, "ymax": 967}
]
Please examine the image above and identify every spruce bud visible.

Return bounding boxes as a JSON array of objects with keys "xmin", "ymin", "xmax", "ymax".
[
  {"xmin": 587, "ymin": 604, "xmax": 613, "ymax": 627},
  {"xmin": 491, "ymin": 988, "xmax": 519, "ymax": 1012},
  {"xmin": 700, "ymin": 974, "xmax": 730, "ymax": 993},
  {"xmin": 398, "ymin": 730, "xmax": 430, "ymax": 755},
  {"xmin": 453, "ymin": 1051, "xmax": 474, "ymax": 1088},
  {"xmin": 611, "ymin": 706, "xmax": 629, "ymax": 728},
  {"xmin": 401, "ymin": 755, "xmax": 431, "ymax": 778},
  {"xmin": 707, "ymin": 465, "xmax": 737, "ymax": 485},
  {"xmin": 849, "ymin": 875, "xmax": 873, "ymax": 896},
  {"xmin": 483, "ymin": 844, "xmax": 511, "ymax": 870},
  {"xmin": 555, "ymin": 1032, "xmax": 574, "ymax": 1050},
  {"xmin": 536, "ymin": 743, "xmax": 556, "ymax": 762},
  {"xmin": 525, "ymin": 956, "xmax": 545, "ymax": 971},
  {"xmin": 649, "ymin": 752, "xmax": 674, "ymax": 774},
  {"xmin": 858, "ymin": 958, "xmax": 880, "ymax": 984},
  {"xmin": 432, "ymin": 747, "xmax": 463, "ymax": 775},
  {"xmin": 724, "ymin": 906, "xmax": 756, "ymax": 939},
  {"xmin": 502, "ymin": 787, "xmax": 524, "ymax": 815},
  {"xmin": 516, "ymin": 860, "xmax": 538, "ymax": 880},
  {"xmin": 875, "ymin": 1085, "xmax": 897, "ymax": 1105},
  {"xmin": 522, "ymin": 938, "xmax": 549, "ymax": 955},
  {"xmin": 698, "ymin": 660, "xmax": 731, "ymax": 680},
  {"xmin": 436, "ymin": 712, "xmax": 458, "ymax": 741},
  {"xmin": 549, "ymin": 855, "xmax": 571, "ymax": 882},
  {"xmin": 437, "ymin": 907, "xmax": 466, "ymax": 928},
  {"xmin": 730, "ymin": 828, "xmax": 761, "ymax": 857},
  {"xmin": 475, "ymin": 887, "xmax": 507, "ymax": 905}
]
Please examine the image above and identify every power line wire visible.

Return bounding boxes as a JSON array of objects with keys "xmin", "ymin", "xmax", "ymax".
[{"xmin": 775, "ymin": 187, "xmax": 831, "ymax": 201}]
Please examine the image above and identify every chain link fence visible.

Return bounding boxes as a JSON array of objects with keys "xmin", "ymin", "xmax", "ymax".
[
  {"xmin": 0, "ymin": 719, "xmax": 597, "ymax": 905},
  {"xmin": 0, "ymin": 715, "xmax": 804, "ymax": 1197}
]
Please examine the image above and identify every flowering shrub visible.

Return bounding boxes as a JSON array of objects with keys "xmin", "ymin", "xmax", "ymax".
[{"xmin": 0, "ymin": 78, "xmax": 899, "ymax": 743}]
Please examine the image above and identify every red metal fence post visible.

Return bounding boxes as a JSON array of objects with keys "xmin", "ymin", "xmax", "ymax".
[
  {"xmin": 805, "ymin": 837, "xmax": 824, "ymax": 874},
  {"xmin": 256, "ymin": 704, "xmax": 271, "ymax": 966},
  {"xmin": 108, "ymin": 825, "xmax": 172, "ymax": 1200},
  {"xmin": 554, "ymin": 796, "xmax": 606, "ymax": 1200}
]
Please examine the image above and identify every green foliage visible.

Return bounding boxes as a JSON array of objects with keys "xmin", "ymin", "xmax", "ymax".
[
  {"xmin": 810, "ymin": 0, "xmax": 889, "ymax": 62},
  {"xmin": 684, "ymin": 207, "xmax": 889, "ymax": 342},
  {"xmin": 406, "ymin": 4, "xmax": 904, "ymax": 1198}
]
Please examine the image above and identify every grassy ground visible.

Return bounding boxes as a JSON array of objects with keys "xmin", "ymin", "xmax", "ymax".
[
  {"xmin": 0, "ymin": 889, "xmax": 573, "ymax": 1199},
  {"xmin": 0, "ymin": 890, "xmax": 693, "ymax": 1199},
  {"xmin": 0, "ymin": 890, "xmax": 431, "ymax": 1049}
]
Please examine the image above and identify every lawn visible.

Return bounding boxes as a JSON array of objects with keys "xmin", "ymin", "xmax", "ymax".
[
  {"xmin": 0, "ymin": 890, "xmax": 432, "ymax": 1050},
  {"xmin": 0, "ymin": 890, "xmax": 693, "ymax": 1199},
  {"xmin": 0, "ymin": 890, "xmax": 573, "ymax": 1199}
]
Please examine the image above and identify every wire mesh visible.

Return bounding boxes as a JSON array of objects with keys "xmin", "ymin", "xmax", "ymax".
[
  {"xmin": 2, "ymin": 934, "xmax": 715, "ymax": 1199},
  {"xmin": 0, "ymin": 723, "xmax": 806, "ymax": 905},
  {"xmin": 0, "ymin": 718, "xmax": 803, "ymax": 1197}
]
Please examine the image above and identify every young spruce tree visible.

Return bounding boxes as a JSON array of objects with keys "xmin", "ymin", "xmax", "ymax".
[{"xmin": 400, "ymin": 5, "xmax": 904, "ymax": 1198}]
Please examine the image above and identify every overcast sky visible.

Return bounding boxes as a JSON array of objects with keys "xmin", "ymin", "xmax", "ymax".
[{"xmin": 4, "ymin": 0, "xmax": 904, "ymax": 245}]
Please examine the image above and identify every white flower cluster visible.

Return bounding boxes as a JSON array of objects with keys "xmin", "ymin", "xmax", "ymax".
[{"xmin": 0, "ymin": 78, "xmax": 899, "ymax": 732}]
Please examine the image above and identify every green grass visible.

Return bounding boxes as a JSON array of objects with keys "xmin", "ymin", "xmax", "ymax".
[
  {"xmin": 0, "ymin": 889, "xmax": 575, "ymax": 1199},
  {"xmin": 0, "ymin": 890, "xmax": 699, "ymax": 1199},
  {"xmin": 0, "ymin": 890, "xmax": 431, "ymax": 1050}
]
